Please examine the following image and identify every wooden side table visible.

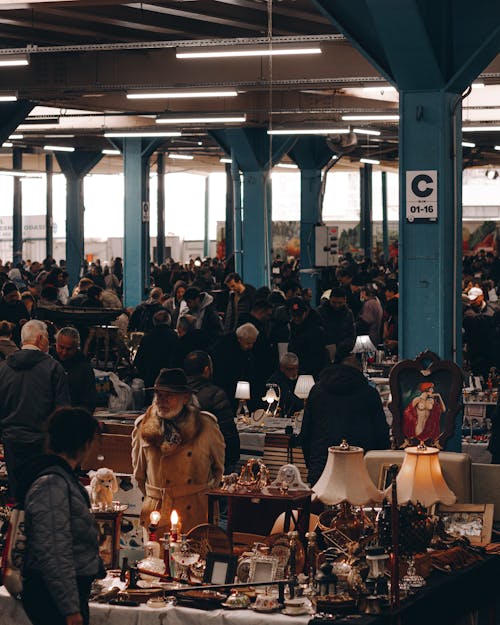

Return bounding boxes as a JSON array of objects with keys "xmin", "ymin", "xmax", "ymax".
[{"xmin": 207, "ymin": 488, "xmax": 312, "ymax": 545}]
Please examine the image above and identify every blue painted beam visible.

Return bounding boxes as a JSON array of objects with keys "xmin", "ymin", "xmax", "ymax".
[
  {"xmin": 204, "ymin": 176, "xmax": 210, "ymax": 258},
  {"xmin": 0, "ymin": 100, "xmax": 34, "ymax": 144},
  {"xmin": 242, "ymin": 170, "xmax": 269, "ymax": 287},
  {"xmin": 230, "ymin": 152, "xmax": 242, "ymax": 275},
  {"xmin": 12, "ymin": 148, "xmax": 22, "ymax": 266},
  {"xmin": 55, "ymin": 151, "xmax": 102, "ymax": 290},
  {"xmin": 359, "ymin": 163, "xmax": 373, "ymax": 259},
  {"xmin": 289, "ymin": 137, "xmax": 333, "ymax": 301}
]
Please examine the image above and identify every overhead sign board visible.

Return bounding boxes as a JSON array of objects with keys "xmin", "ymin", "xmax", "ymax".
[{"xmin": 406, "ymin": 170, "xmax": 438, "ymax": 222}]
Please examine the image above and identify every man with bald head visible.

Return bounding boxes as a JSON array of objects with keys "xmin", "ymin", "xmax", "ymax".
[{"xmin": 0, "ymin": 319, "xmax": 70, "ymax": 498}]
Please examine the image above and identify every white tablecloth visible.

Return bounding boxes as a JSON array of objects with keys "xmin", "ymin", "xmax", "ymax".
[{"xmin": 0, "ymin": 587, "xmax": 309, "ymax": 625}]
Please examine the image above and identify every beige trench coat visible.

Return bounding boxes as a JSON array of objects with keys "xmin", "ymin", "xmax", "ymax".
[{"xmin": 132, "ymin": 404, "xmax": 225, "ymax": 535}]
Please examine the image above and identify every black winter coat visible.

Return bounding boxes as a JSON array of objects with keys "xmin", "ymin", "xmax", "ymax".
[
  {"xmin": 134, "ymin": 325, "xmax": 179, "ymax": 389},
  {"xmin": 188, "ymin": 375, "xmax": 240, "ymax": 469},
  {"xmin": 20, "ymin": 455, "xmax": 101, "ymax": 617},
  {"xmin": 288, "ymin": 312, "xmax": 328, "ymax": 379},
  {"xmin": 316, "ymin": 303, "xmax": 356, "ymax": 361},
  {"xmin": 57, "ymin": 351, "xmax": 97, "ymax": 414},
  {"xmin": 300, "ymin": 364, "xmax": 390, "ymax": 485},
  {"xmin": 0, "ymin": 349, "xmax": 70, "ymax": 443}
]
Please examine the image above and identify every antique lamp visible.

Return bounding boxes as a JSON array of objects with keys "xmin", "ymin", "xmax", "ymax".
[
  {"xmin": 262, "ymin": 384, "xmax": 280, "ymax": 417},
  {"xmin": 387, "ymin": 443, "xmax": 456, "ymax": 508},
  {"xmin": 313, "ymin": 441, "xmax": 383, "ymax": 539},
  {"xmin": 294, "ymin": 375, "xmax": 315, "ymax": 402},
  {"xmin": 352, "ymin": 335, "xmax": 377, "ymax": 375},
  {"xmin": 235, "ymin": 380, "xmax": 251, "ymax": 423}
]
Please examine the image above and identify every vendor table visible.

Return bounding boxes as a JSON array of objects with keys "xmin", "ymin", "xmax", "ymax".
[{"xmin": 207, "ymin": 488, "xmax": 312, "ymax": 543}]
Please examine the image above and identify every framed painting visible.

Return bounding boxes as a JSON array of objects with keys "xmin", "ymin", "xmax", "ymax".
[
  {"xmin": 389, "ymin": 350, "xmax": 463, "ymax": 449},
  {"xmin": 435, "ymin": 504, "xmax": 494, "ymax": 545}
]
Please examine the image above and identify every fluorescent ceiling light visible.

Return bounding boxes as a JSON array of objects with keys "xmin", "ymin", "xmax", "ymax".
[
  {"xmin": 472, "ymin": 82, "xmax": 485, "ymax": 88},
  {"xmin": 495, "ymin": 145, "xmax": 500, "ymax": 151},
  {"xmin": 0, "ymin": 170, "xmax": 42, "ymax": 178},
  {"xmin": 353, "ymin": 128, "xmax": 381, "ymax": 136},
  {"xmin": 102, "ymin": 149, "xmax": 121, "ymax": 155},
  {"xmin": 157, "ymin": 115, "xmax": 246, "ymax": 124},
  {"xmin": 360, "ymin": 157, "xmax": 380, "ymax": 165},
  {"xmin": 268, "ymin": 128, "xmax": 350, "ymax": 135},
  {"xmin": 0, "ymin": 94, "xmax": 17, "ymax": 102},
  {"xmin": 45, "ymin": 134, "xmax": 74, "ymax": 138},
  {"xmin": 104, "ymin": 131, "xmax": 181, "ymax": 138},
  {"xmin": 127, "ymin": 89, "xmax": 238, "ymax": 99},
  {"xmin": 343, "ymin": 114, "xmax": 399, "ymax": 121},
  {"xmin": 220, "ymin": 158, "xmax": 232, "ymax": 163},
  {"xmin": 362, "ymin": 86, "xmax": 397, "ymax": 93},
  {"xmin": 463, "ymin": 126, "xmax": 500, "ymax": 132},
  {"xmin": 2, "ymin": 142, "xmax": 12, "ymax": 148},
  {"xmin": 462, "ymin": 141, "xmax": 476, "ymax": 148},
  {"xmin": 176, "ymin": 46, "xmax": 321, "ymax": 59},
  {"xmin": 8, "ymin": 134, "xmax": 22, "ymax": 139},
  {"xmin": 168, "ymin": 153, "xmax": 194, "ymax": 160},
  {"xmin": 277, "ymin": 163, "xmax": 298, "ymax": 169},
  {"xmin": 0, "ymin": 53, "xmax": 28, "ymax": 67},
  {"xmin": 44, "ymin": 145, "xmax": 75, "ymax": 152}
]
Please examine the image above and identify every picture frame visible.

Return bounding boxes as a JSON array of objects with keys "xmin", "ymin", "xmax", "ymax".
[
  {"xmin": 377, "ymin": 463, "xmax": 401, "ymax": 490},
  {"xmin": 203, "ymin": 552, "xmax": 238, "ymax": 585},
  {"xmin": 248, "ymin": 554, "xmax": 279, "ymax": 583},
  {"xmin": 388, "ymin": 350, "xmax": 463, "ymax": 449},
  {"xmin": 435, "ymin": 503, "xmax": 494, "ymax": 545},
  {"xmin": 93, "ymin": 509, "xmax": 124, "ymax": 569}
]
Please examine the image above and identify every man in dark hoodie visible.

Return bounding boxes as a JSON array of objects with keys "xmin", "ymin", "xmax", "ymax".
[
  {"xmin": 184, "ymin": 350, "xmax": 240, "ymax": 472},
  {"xmin": 300, "ymin": 359, "xmax": 390, "ymax": 485},
  {"xmin": 316, "ymin": 287, "xmax": 356, "ymax": 363},
  {"xmin": 177, "ymin": 286, "xmax": 223, "ymax": 350},
  {"xmin": 0, "ymin": 319, "xmax": 70, "ymax": 499},
  {"xmin": 55, "ymin": 327, "xmax": 97, "ymax": 414}
]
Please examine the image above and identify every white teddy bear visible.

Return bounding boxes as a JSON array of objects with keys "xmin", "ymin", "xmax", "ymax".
[{"xmin": 88, "ymin": 467, "xmax": 119, "ymax": 509}]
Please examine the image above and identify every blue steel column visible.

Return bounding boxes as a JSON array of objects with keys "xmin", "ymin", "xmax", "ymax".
[
  {"xmin": 399, "ymin": 91, "xmax": 462, "ymax": 362},
  {"xmin": 12, "ymin": 148, "xmax": 22, "ymax": 266},
  {"xmin": 122, "ymin": 138, "xmax": 163, "ymax": 307},
  {"xmin": 55, "ymin": 151, "xmax": 103, "ymax": 290},
  {"xmin": 224, "ymin": 163, "xmax": 234, "ymax": 261},
  {"xmin": 359, "ymin": 163, "xmax": 373, "ymax": 259},
  {"xmin": 381, "ymin": 171, "xmax": 389, "ymax": 262},
  {"xmin": 204, "ymin": 176, "xmax": 210, "ymax": 258},
  {"xmin": 230, "ymin": 151, "xmax": 242, "ymax": 274},
  {"xmin": 289, "ymin": 136, "xmax": 333, "ymax": 302},
  {"xmin": 45, "ymin": 154, "xmax": 53, "ymax": 259},
  {"xmin": 156, "ymin": 152, "xmax": 165, "ymax": 265}
]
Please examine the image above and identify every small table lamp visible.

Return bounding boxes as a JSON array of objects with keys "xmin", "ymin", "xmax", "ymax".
[
  {"xmin": 235, "ymin": 380, "xmax": 251, "ymax": 423},
  {"xmin": 294, "ymin": 375, "xmax": 315, "ymax": 402},
  {"xmin": 352, "ymin": 335, "xmax": 377, "ymax": 375},
  {"xmin": 313, "ymin": 441, "xmax": 383, "ymax": 538},
  {"xmin": 387, "ymin": 442, "xmax": 456, "ymax": 507},
  {"xmin": 262, "ymin": 384, "xmax": 280, "ymax": 417}
]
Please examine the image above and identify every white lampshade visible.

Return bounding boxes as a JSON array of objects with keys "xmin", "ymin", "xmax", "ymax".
[
  {"xmin": 294, "ymin": 375, "xmax": 315, "ymax": 399},
  {"xmin": 313, "ymin": 443, "xmax": 383, "ymax": 506},
  {"xmin": 263, "ymin": 387, "xmax": 279, "ymax": 403},
  {"xmin": 352, "ymin": 335, "xmax": 377, "ymax": 353},
  {"xmin": 235, "ymin": 380, "xmax": 251, "ymax": 400},
  {"xmin": 387, "ymin": 445, "xmax": 457, "ymax": 508}
]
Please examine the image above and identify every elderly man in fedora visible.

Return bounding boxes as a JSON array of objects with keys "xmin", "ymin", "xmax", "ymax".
[{"xmin": 132, "ymin": 368, "xmax": 225, "ymax": 535}]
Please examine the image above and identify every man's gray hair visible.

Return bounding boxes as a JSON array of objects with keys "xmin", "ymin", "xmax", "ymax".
[
  {"xmin": 55, "ymin": 326, "xmax": 81, "ymax": 348},
  {"xmin": 21, "ymin": 319, "xmax": 48, "ymax": 345},
  {"xmin": 280, "ymin": 352, "xmax": 299, "ymax": 368},
  {"xmin": 236, "ymin": 322, "xmax": 259, "ymax": 340}
]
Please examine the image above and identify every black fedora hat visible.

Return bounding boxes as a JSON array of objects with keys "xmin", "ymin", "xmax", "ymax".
[{"xmin": 153, "ymin": 368, "xmax": 191, "ymax": 393}]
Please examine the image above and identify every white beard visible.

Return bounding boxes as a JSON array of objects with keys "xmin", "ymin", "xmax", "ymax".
[{"xmin": 152, "ymin": 397, "xmax": 182, "ymax": 420}]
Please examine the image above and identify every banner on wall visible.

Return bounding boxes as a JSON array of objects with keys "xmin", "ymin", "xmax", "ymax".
[{"xmin": 0, "ymin": 215, "xmax": 57, "ymax": 241}]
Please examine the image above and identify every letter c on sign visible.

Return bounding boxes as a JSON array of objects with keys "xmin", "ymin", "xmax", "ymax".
[{"xmin": 411, "ymin": 174, "xmax": 433, "ymax": 198}]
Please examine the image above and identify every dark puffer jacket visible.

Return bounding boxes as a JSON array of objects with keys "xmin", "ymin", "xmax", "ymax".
[
  {"xmin": 19, "ymin": 455, "xmax": 101, "ymax": 617},
  {"xmin": 300, "ymin": 364, "xmax": 390, "ymax": 485},
  {"xmin": 188, "ymin": 375, "xmax": 240, "ymax": 470},
  {"xmin": 0, "ymin": 349, "xmax": 70, "ymax": 443}
]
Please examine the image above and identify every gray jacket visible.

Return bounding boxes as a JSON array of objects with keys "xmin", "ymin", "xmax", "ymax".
[
  {"xmin": 0, "ymin": 348, "xmax": 70, "ymax": 443},
  {"xmin": 23, "ymin": 461, "xmax": 100, "ymax": 616}
]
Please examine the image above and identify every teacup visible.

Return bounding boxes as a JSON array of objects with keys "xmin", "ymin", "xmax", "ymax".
[{"xmin": 254, "ymin": 594, "xmax": 280, "ymax": 611}]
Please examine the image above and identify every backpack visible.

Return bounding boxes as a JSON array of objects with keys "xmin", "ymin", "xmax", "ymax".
[{"xmin": 1, "ymin": 506, "xmax": 26, "ymax": 598}]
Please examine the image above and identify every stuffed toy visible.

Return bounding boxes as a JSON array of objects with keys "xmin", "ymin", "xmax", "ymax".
[{"xmin": 89, "ymin": 467, "xmax": 119, "ymax": 509}]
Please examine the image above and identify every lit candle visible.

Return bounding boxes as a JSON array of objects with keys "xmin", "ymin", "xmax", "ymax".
[
  {"xmin": 150, "ymin": 510, "xmax": 161, "ymax": 526},
  {"xmin": 170, "ymin": 509, "xmax": 180, "ymax": 540}
]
